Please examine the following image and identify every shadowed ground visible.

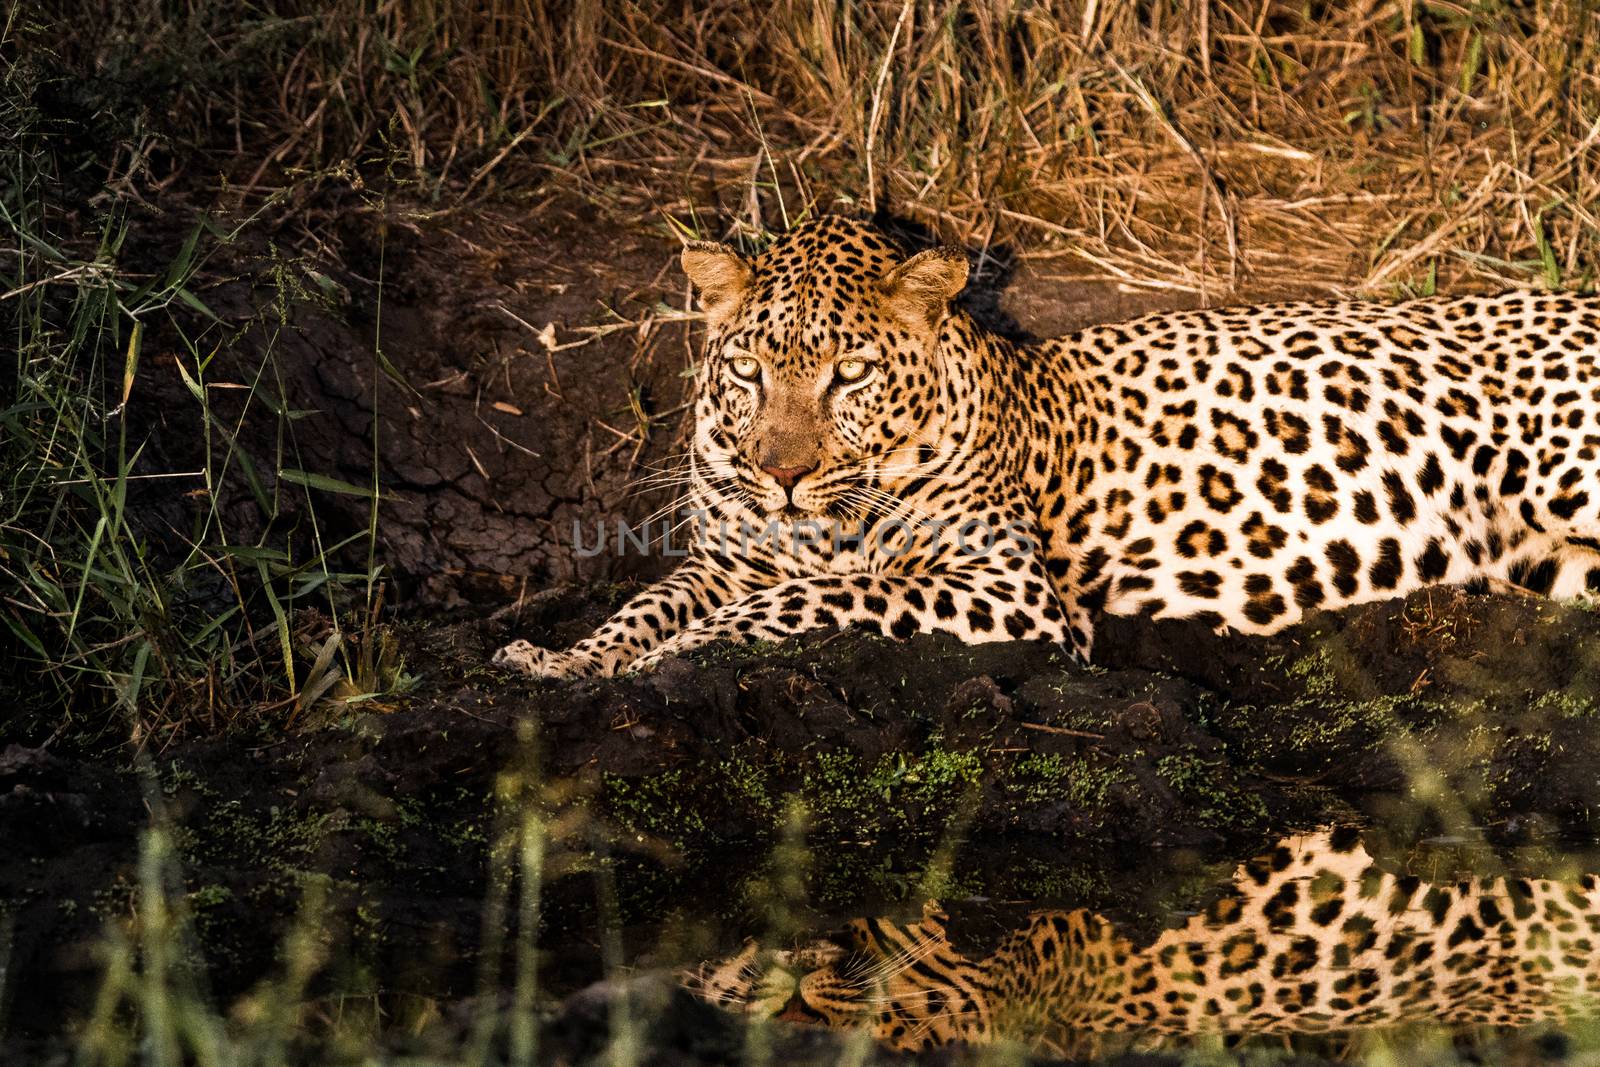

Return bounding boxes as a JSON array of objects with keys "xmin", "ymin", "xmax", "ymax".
[{"xmin": 11, "ymin": 584, "xmax": 1600, "ymax": 1062}]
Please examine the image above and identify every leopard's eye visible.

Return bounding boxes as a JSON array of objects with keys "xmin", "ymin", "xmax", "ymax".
[
  {"xmin": 729, "ymin": 355, "xmax": 761, "ymax": 381},
  {"xmin": 835, "ymin": 358, "xmax": 872, "ymax": 384}
]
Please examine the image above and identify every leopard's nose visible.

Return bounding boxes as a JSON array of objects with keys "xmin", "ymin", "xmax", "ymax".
[
  {"xmin": 776, "ymin": 991, "xmax": 819, "ymax": 1024},
  {"xmin": 760, "ymin": 462, "xmax": 817, "ymax": 488}
]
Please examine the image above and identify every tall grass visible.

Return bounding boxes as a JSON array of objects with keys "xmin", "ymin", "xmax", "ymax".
[
  {"xmin": 0, "ymin": 14, "xmax": 405, "ymax": 747},
  {"xmin": 73, "ymin": 778, "xmax": 557, "ymax": 1067}
]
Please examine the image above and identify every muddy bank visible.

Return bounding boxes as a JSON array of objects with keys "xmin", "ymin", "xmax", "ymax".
[
  {"xmin": 9, "ymin": 585, "xmax": 1600, "ymax": 1059},
  {"xmin": 101, "ymin": 194, "xmax": 700, "ymax": 635}
]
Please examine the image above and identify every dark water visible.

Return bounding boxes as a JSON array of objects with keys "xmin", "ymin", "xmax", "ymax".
[{"xmin": 682, "ymin": 829, "xmax": 1600, "ymax": 1060}]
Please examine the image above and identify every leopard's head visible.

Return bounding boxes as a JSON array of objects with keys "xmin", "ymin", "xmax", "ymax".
[
  {"xmin": 680, "ymin": 216, "xmax": 968, "ymax": 521},
  {"xmin": 681, "ymin": 905, "xmax": 993, "ymax": 1052}
]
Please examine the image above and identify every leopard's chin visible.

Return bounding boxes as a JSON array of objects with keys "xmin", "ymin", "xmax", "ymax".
[
  {"xmin": 747, "ymin": 503, "xmax": 849, "ymax": 534},
  {"xmin": 751, "ymin": 486, "xmax": 829, "ymax": 521}
]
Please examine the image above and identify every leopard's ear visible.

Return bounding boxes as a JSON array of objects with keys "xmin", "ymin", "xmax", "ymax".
[
  {"xmin": 681, "ymin": 241, "xmax": 753, "ymax": 324},
  {"xmin": 880, "ymin": 246, "xmax": 968, "ymax": 329},
  {"xmin": 917, "ymin": 899, "xmax": 950, "ymax": 932}
]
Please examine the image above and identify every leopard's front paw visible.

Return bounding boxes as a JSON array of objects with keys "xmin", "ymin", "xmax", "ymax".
[
  {"xmin": 493, "ymin": 640, "xmax": 582, "ymax": 678},
  {"xmin": 626, "ymin": 635, "xmax": 704, "ymax": 674},
  {"xmin": 625, "ymin": 649, "xmax": 666, "ymax": 674}
]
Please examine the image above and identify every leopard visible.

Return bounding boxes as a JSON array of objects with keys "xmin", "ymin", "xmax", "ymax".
[
  {"xmin": 495, "ymin": 214, "xmax": 1600, "ymax": 679},
  {"xmin": 685, "ymin": 830, "xmax": 1600, "ymax": 1056}
]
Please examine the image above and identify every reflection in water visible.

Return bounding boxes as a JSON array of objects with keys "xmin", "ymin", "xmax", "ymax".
[{"xmin": 686, "ymin": 831, "xmax": 1600, "ymax": 1055}]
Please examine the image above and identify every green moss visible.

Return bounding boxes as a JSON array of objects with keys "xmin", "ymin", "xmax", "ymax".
[
  {"xmin": 187, "ymin": 884, "xmax": 233, "ymax": 909},
  {"xmin": 437, "ymin": 811, "xmax": 489, "ymax": 850},
  {"xmin": 1156, "ymin": 749, "xmax": 1267, "ymax": 831},
  {"xmin": 803, "ymin": 740, "xmax": 986, "ymax": 834},
  {"xmin": 683, "ymin": 636, "xmax": 806, "ymax": 667},
  {"xmin": 1283, "ymin": 645, "xmax": 1340, "ymax": 696},
  {"xmin": 1004, "ymin": 751, "xmax": 1130, "ymax": 814},
  {"xmin": 864, "ymin": 744, "xmax": 985, "ymax": 814},
  {"xmin": 605, "ymin": 740, "xmax": 995, "ymax": 908},
  {"xmin": 721, "ymin": 753, "xmax": 779, "ymax": 821},
  {"xmin": 805, "ymin": 750, "xmax": 881, "ymax": 829},
  {"xmin": 184, "ymin": 799, "xmax": 335, "ymax": 876},
  {"xmin": 1219, "ymin": 639, "xmax": 1415, "ymax": 769},
  {"xmin": 1008, "ymin": 857, "xmax": 1112, "ymax": 901},
  {"xmin": 160, "ymin": 759, "xmax": 213, "ymax": 799},
  {"xmin": 1530, "ymin": 689, "xmax": 1600, "ymax": 719},
  {"xmin": 604, "ymin": 770, "xmax": 711, "ymax": 849}
]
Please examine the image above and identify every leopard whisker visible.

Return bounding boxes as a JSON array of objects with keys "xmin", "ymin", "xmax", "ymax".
[{"xmin": 854, "ymin": 933, "xmax": 948, "ymax": 987}]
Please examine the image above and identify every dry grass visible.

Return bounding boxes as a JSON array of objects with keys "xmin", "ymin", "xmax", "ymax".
[{"xmin": 45, "ymin": 0, "xmax": 1600, "ymax": 299}]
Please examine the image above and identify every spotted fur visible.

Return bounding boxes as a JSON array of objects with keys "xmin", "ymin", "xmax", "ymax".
[
  {"xmin": 685, "ymin": 831, "xmax": 1600, "ymax": 1055},
  {"xmin": 496, "ymin": 215, "xmax": 1600, "ymax": 678}
]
